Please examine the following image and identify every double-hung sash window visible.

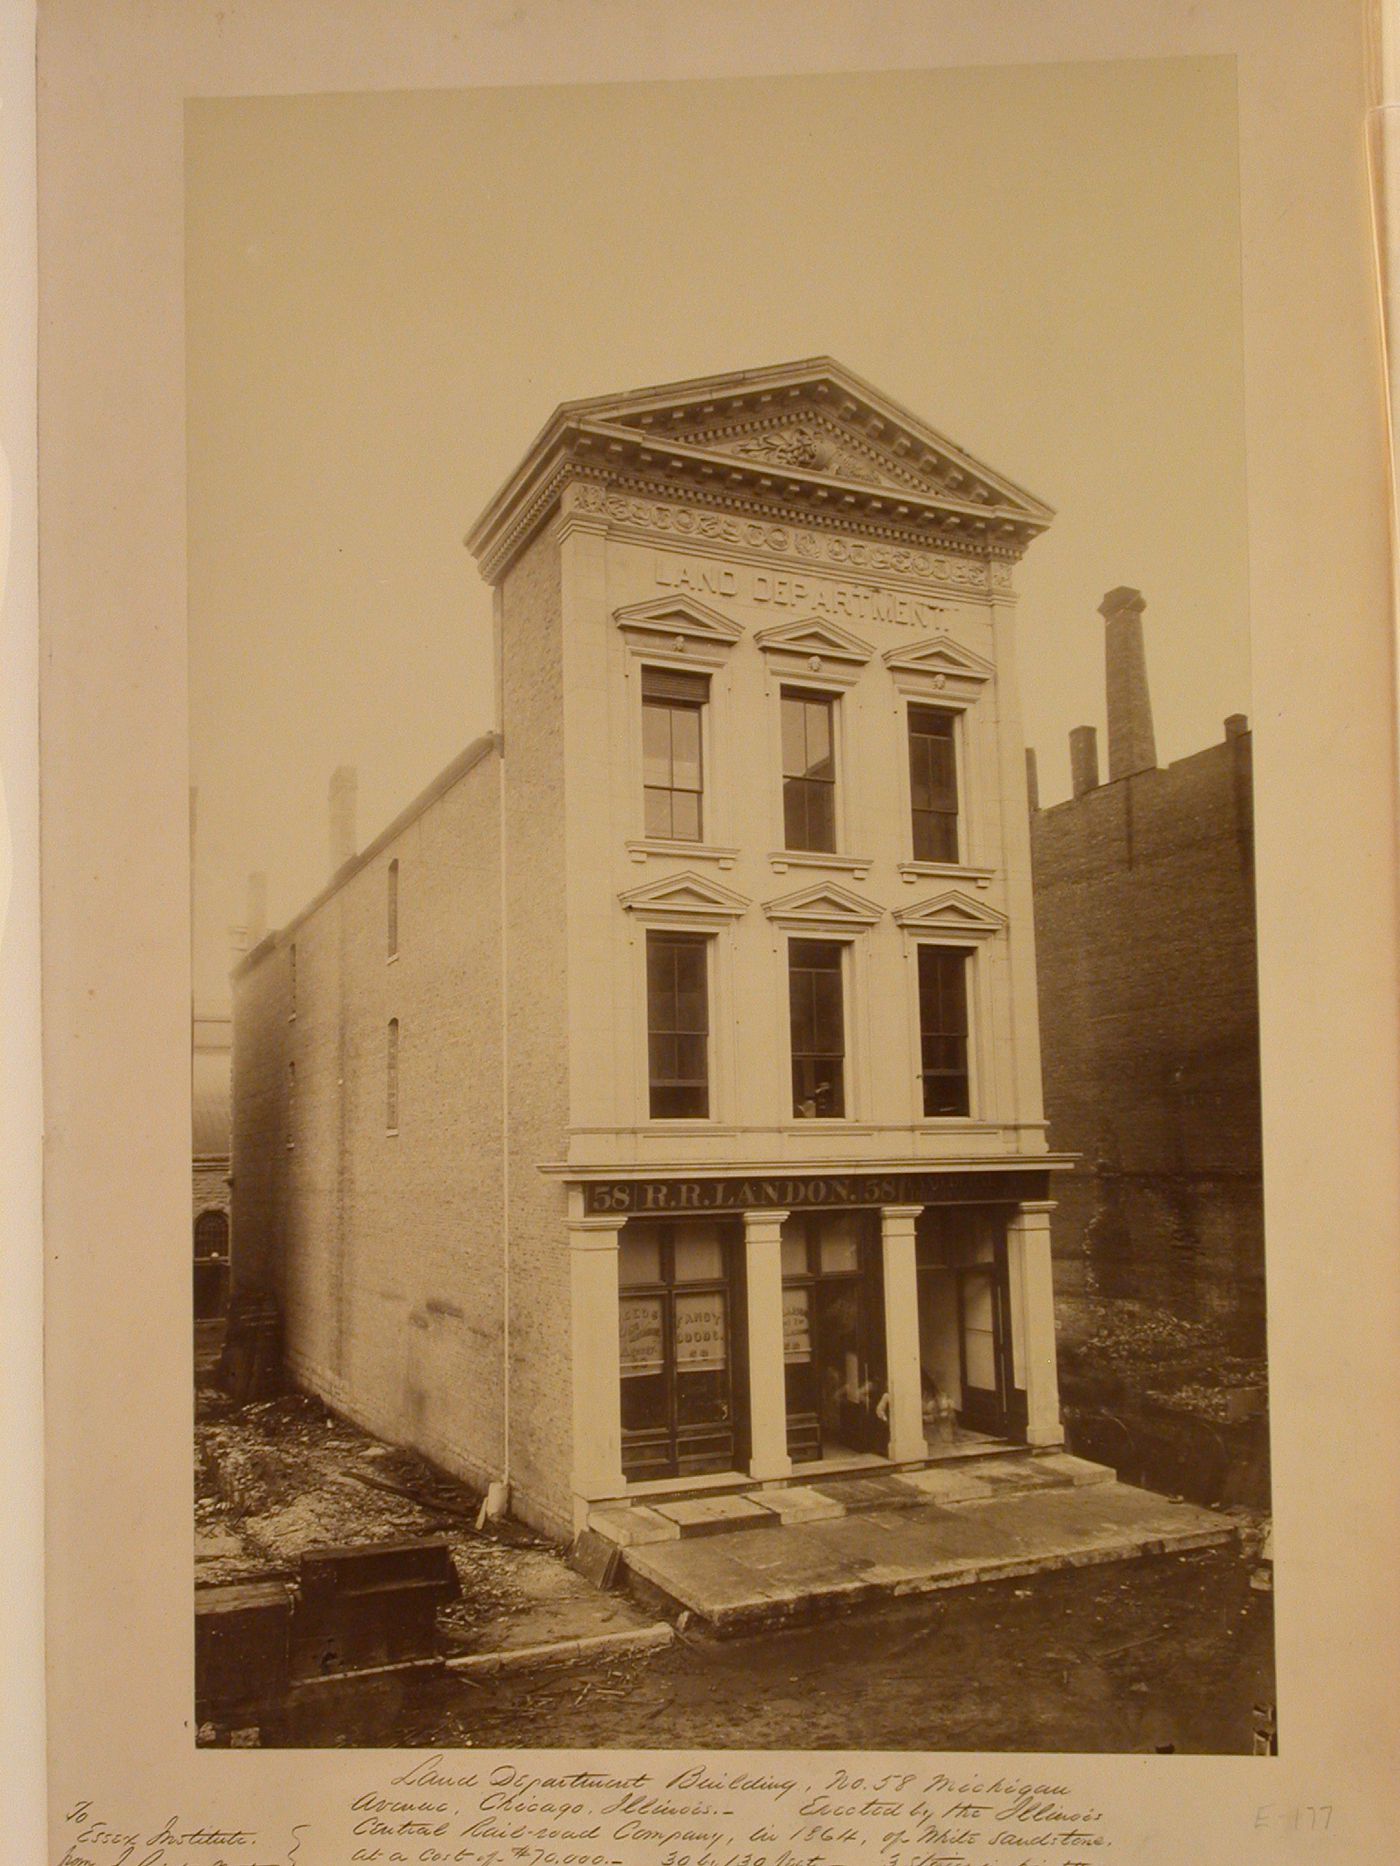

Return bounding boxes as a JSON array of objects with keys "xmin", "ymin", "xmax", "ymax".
[
  {"xmin": 780, "ymin": 688, "xmax": 837, "ymax": 852},
  {"xmin": 917, "ymin": 944, "xmax": 971, "ymax": 1116},
  {"xmin": 646, "ymin": 931, "xmax": 710, "ymax": 1119},
  {"xmin": 789, "ymin": 938, "xmax": 846, "ymax": 1118},
  {"xmin": 642, "ymin": 667, "xmax": 707, "ymax": 841},
  {"xmin": 908, "ymin": 704, "xmax": 959, "ymax": 862}
]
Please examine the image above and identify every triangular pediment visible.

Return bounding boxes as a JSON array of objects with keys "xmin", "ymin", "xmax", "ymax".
[
  {"xmin": 763, "ymin": 881, "xmax": 884, "ymax": 927},
  {"xmin": 883, "ymin": 633, "xmax": 994, "ymax": 681},
  {"xmin": 619, "ymin": 871, "xmax": 751, "ymax": 919},
  {"xmin": 754, "ymin": 617, "xmax": 874, "ymax": 665},
  {"xmin": 893, "ymin": 890, "xmax": 1008, "ymax": 936},
  {"xmin": 567, "ymin": 358, "xmax": 1055, "ymax": 521},
  {"xmin": 613, "ymin": 595, "xmax": 743, "ymax": 646}
]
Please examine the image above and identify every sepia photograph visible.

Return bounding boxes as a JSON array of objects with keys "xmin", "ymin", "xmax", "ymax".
[
  {"xmin": 185, "ymin": 62, "xmax": 1273, "ymax": 1753},
  {"xmin": 23, "ymin": 0, "xmax": 1400, "ymax": 1860}
]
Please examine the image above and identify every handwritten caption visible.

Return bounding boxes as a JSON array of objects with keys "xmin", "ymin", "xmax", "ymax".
[{"xmin": 59, "ymin": 1763, "xmax": 1111, "ymax": 1866}]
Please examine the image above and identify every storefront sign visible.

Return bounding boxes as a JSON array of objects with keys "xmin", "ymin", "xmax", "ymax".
[
  {"xmin": 674, "ymin": 1294, "xmax": 726, "ymax": 1371},
  {"xmin": 585, "ymin": 1168, "xmax": 1045, "ymax": 1216},
  {"xmin": 619, "ymin": 1296, "xmax": 664, "ymax": 1375}
]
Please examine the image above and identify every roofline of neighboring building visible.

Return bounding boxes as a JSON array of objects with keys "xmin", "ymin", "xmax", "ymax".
[
  {"xmin": 1033, "ymin": 721, "xmax": 1251, "ymax": 818},
  {"xmin": 232, "ymin": 730, "xmax": 501, "ymax": 979}
]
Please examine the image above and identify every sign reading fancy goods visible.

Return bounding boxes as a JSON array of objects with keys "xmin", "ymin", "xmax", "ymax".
[{"xmin": 584, "ymin": 1169, "xmax": 1049, "ymax": 1216}]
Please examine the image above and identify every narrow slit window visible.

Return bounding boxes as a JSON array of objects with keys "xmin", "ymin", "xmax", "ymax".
[
  {"xmin": 387, "ymin": 859, "xmax": 399, "ymax": 958},
  {"xmin": 641, "ymin": 667, "xmax": 708, "ymax": 842},
  {"xmin": 286, "ymin": 1061, "xmax": 295, "ymax": 1147},
  {"xmin": 908, "ymin": 704, "xmax": 959, "ymax": 862},
  {"xmin": 917, "ymin": 945, "xmax": 971, "ymax": 1116},
  {"xmin": 387, "ymin": 1018, "xmax": 400, "ymax": 1132},
  {"xmin": 788, "ymin": 938, "xmax": 846, "ymax": 1118}
]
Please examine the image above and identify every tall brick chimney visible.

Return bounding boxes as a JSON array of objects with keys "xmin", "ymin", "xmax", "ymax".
[
  {"xmin": 246, "ymin": 871, "xmax": 267, "ymax": 945},
  {"xmin": 1025, "ymin": 747, "xmax": 1040, "ymax": 813},
  {"xmin": 1069, "ymin": 725, "xmax": 1100, "ymax": 798},
  {"xmin": 329, "ymin": 765, "xmax": 358, "ymax": 873},
  {"xmin": 1100, "ymin": 586, "xmax": 1157, "ymax": 780}
]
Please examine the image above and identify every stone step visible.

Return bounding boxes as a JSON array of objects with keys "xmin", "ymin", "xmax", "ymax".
[
  {"xmin": 590, "ymin": 1452, "xmax": 1116, "ymax": 1547},
  {"xmin": 619, "ymin": 1479, "xmax": 1237, "ymax": 1634}
]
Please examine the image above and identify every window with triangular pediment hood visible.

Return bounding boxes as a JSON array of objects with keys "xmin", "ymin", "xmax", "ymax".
[
  {"xmin": 763, "ymin": 880, "xmax": 883, "ymax": 931},
  {"xmin": 755, "ymin": 618, "xmax": 873, "ymax": 688},
  {"xmin": 619, "ymin": 870, "xmax": 750, "ymax": 925},
  {"xmin": 614, "ymin": 595, "xmax": 743, "ymax": 667},
  {"xmin": 883, "ymin": 633, "xmax": 993, "ymax": 706},
  {"xmin": 893, "ymin": 890, "xmax": 1007, "ymax": 939}
]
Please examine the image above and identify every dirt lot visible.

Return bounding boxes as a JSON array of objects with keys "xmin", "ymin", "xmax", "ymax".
[{"xmin": 266, "ymin": 1541, "xmax": 1274, "ymax": 1754}]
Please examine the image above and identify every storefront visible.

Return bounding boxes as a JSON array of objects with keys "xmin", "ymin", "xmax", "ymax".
[{"xmin": 571, "ymin": 1168, "xmax": 1063, "ymax": 1515}]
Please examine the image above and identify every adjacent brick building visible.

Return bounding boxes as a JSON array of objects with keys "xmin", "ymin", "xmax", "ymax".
[
  {"xmin": 232, "ymin": 358, "xmax": 1073, "ymax": 1539},
  {"xmin": 1029, "ymin": 589, "xmax": 1264, "ymax": 1353},
  {"xmin": 193, "ymin": 1007, "xmax": 232, "ymax": 1318}
]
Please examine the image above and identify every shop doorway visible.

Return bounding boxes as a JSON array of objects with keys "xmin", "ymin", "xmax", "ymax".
[
  {"xmin": 618, "ymin": 1218, "xmax": 743, "ymax": 1481},
  {"xmin": 916, "ymin": 1205, "xmax": 1018, "ymax": 1441},
  {"xmin": 781, "ymin": 1210, "xmax": 888, "ymax": 1462}
]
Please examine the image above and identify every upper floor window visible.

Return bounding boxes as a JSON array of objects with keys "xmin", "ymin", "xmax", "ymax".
[
  {"xmin": 642, "ymin": 667, "xmax": 707, "ymax": 841},
  {"xmin": 908, "ymin": 704, "xmax": 958, "ymax": 862},
  {"xmin": 386, "ymin": 1019, "xmax": 400, "ymax": 1133},
  {"xmin": 789, "ymin": 938, "xmax": 845, "ymax": 1118},
  {"xmin": 646, "ymin": 931, "xmax": 709, "ymax": 1118},
  {"xmin": 289, "ymin": 941, "xmax": 297, "ymax": 1015},
  {"xmin": 781, "ymin": 688, "xmax": 836, "ymax": 853},
  {"xmin": 917, "ymin": 944, "xmax": 971, "ymax": 1116},
  {"xmin": 286, "ymin": 1061, "xmax": 296, "ymax": 1147},
  {"xmin": 387, "ymin": 859, "xmax": 399, "ymax": 958}
]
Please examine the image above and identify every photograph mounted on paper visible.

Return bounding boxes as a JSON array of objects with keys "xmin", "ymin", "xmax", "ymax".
[{"xmin": 187, "ymin": 61, "xmax": 1271, "ymax": 1752}]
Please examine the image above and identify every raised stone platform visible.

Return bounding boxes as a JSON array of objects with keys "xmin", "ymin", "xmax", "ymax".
[
  {"xmin": 591, "ymin": 1449, "xmax": 1113, "ymax": 1548},
  {"xmin": 613, "ymin": 1467, "xmax": 1235, "ymax": 1633}
]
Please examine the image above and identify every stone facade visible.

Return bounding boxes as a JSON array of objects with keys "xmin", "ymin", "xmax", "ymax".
[
  {"xmin": 233, "ymin": 359, "xmax": 1069, "ymax": 1539},
  {"xmin": 1030, "ymin": 598, "xmax": 1263, "ymax": 1352}
]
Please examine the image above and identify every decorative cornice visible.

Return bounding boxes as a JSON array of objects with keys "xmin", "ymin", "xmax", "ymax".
[
  {"xmin": 468, "ymin": 358, "xmax": 1054, "ymax": 584},
  {"xmin": 567, "ymin": 475, "xmax": 1004, "ymax": 594}
]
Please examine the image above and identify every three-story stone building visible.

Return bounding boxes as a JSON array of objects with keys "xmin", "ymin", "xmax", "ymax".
[{"xmin": 231, "ymin": 358, "xmax": 1069, "ymax": 1539}]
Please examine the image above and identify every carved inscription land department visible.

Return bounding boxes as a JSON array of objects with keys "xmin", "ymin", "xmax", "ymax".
[{"xmin": 571, "ymin": 478, "xmax": 1014, "ymax": 596}]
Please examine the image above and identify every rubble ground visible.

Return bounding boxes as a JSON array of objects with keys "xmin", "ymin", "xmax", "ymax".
[{"xmin": 194, "ymin": 1379, "xmax": 655, "ymax": 1654}]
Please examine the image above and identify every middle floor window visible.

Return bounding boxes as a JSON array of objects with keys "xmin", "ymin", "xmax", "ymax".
[
  {"xmin": 789, "ymin": 938, "xmax": 846, "ymax": 1118},
  {"xmin": 918, "ymin": 944, "xmax": 972, "ymax": 1116},
  {"xmin": 642, "ymin": 666, "xmax": 707, "ymax": 841},
  {"xmin": 646, "ymin": 930, "xmax": 710, "ymax": 1119},
  {"xmin": 780, "ymin": 687, "xmax": 837, "ymax": 852}
]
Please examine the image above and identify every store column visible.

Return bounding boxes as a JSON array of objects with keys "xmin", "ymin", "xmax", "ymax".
[
  {"xmin": 1007, "ymin": 1200, "xmax": 1064, "ymax": 1447},
  {"xmin": 569, "ymin": 1214, "xmax": 626, "ymax": 1508},
  {"xmin": 880, "ymin": 1205, "xmax": 928, "ymax": 1463},
  {"xmin": 743, "ymin": 1209, "xmax": 792, "ymax": 1481}
]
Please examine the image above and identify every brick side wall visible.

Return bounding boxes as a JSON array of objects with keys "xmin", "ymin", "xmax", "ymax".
[
  {"xmin": 1030, "ymin": 731, "xmax": 1264, "ymax": 1345},
  {"xmin": 230, "ymin": 746, "xmax": 506, "ymax": 1488},
  {"xmin": 193, "ymin": 1163, "xmax": 230, "ymax": 1223},
  {"xmin": 499, "ymin": 526, "xmax": 573, "ymax": 1538}
]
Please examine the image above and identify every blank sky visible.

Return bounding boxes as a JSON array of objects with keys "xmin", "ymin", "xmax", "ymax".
[{"xmin": 187, "ymin": 58, "xmax": 1247, "ymax": 1007}]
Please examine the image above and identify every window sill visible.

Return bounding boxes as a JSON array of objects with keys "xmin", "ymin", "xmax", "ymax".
[
  {"xmin": 627, "ymin": 838, "xmax": 739, "ymax": 869},
  {"xmin": 769, "ymin": 850, "xmax": 873, "ymax": 879},
  {"xmin": 386, "ymin": 1128, "xmax": 399, "ymax": 1139},
  {"xmin": 387, "ymin": 952, "xmax": 400, "ymax": 965},
  {"xmin": 898, "ymin": 860, "xmax": 995, "ymax": 888}
]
